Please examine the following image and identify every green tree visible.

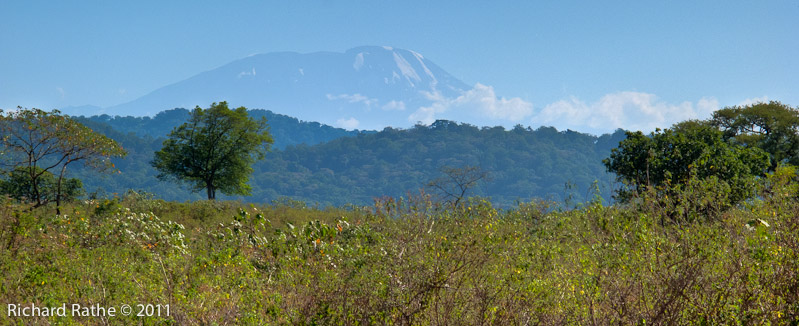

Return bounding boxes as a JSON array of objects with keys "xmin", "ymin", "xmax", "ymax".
[
  {"xmin": 604, "ymin": 125, "xmax": 769, "ymax": 205},
  {"xmin": 711, "ymin": 101, "xmax": 799, "ymax": 170},
  {"xmin": 151, "ymin": 102, "xmax": 273, "ymax": 200},
  {"xmin": 0, "ymin": 107, "xmax": 126, "ymax": 210},
  {"xmin": 1, "ymin": 166, "xmax": 82, "ymax": 203}
]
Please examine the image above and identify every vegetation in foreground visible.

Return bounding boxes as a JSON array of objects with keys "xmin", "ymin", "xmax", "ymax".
[{"xmin": 1, "ymin": 167, "xmax": 798, "ymax": 325}]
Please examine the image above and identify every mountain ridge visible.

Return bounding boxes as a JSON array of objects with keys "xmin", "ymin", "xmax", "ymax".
[
  {"xmin": 74, "ymin": 108, "xmax": 370, "ymax": 150},
  {"xmin": 90, "ymin": 46, "xmax": 473, "ymax": 130}
]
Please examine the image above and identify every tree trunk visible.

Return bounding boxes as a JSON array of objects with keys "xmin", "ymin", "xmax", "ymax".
[
  {"xmin": 29, "ymin": 165, "xmax": 42, "ymax": 207},
  {"xmin": 55, "ymin": 164, "xmax": 68, "ymax": 215},
  {"xmin": 206, "ymin": 183, "xmax": 216, "ymax": 200}
]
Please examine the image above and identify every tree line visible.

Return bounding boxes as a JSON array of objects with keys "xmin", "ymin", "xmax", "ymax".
[
  {"xmin": 47, "ymin": 107, "xmax": 628, "ymax": 206},
  {"xmin": 2, "ymin": 101, "xmax": 798, "ymax": 212}
]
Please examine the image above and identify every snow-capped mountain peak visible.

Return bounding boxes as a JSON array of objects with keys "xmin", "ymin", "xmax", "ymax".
[{"xmin": 97, "ymin": 46, "xmax": 474, "ymax": 130}]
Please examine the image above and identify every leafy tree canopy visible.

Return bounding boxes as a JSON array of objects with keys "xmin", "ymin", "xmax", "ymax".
[
  {"xmin": 711, "ymin": 101, "xmax": 799, "ymax": 170},
  {"xmin": 603, "ymin": 124, "xmax": 769, "ymax": 204},
  {"xmin": 1, "ymin": 166, "xmax": 82, "ymax": 203},
  {"xmin": 0, "ymin": 107, "xmax": 126, "ymax": 208},
  {"xmin": 152, "ymin": 102, "xmax": 273, "ymax": 200}
]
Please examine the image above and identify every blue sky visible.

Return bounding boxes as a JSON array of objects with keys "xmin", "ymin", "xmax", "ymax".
[{"xmin": 1, "ymin": 1, "xmax": 797, "ymax": 133}]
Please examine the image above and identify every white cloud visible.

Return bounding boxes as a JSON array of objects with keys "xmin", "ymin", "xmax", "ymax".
[
  {"xmin": 408, "ymin": 106, "xmax": 440, "ymax": 125},
  {"xmin": 534, "ymin": 92, "xmax": 719, "ymax": 134},
  {"xmin": 381, "ymin": 100, "xmax": 406, "ymax": 111},
  {"xmin": 737, "ymin": 96, "xmax": 770, "ymax": 106},
  {"xmin": 696, "ymin": 97, "xmax": 719, "ymax": 115},
  {"xmin": 326, "ymin": 93, "xmax": 379, "ymax": 108},
  {"xmin": 409, "ymin": 83, "xmax": 533, "ymax": 124},
  {"xmin": 336, "ymin": 117, "xmax": 360, "ymax": 130},
  {"xmin": 56, "ymin": 87, "xmax": 66, "ymax": 99}
]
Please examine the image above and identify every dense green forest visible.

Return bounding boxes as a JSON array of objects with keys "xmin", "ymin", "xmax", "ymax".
[
  {"xmin": 71, "ymin": 113, "xmax": 626, "ymax": 206},
  {"xmin": 254, "ymin": 122, "xmax": 625, "ymax": 206}
]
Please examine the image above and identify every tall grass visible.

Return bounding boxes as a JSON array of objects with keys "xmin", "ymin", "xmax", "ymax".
[{"xmin": 1, "ymin": 176, "xmax": 797, "ymax": 324}]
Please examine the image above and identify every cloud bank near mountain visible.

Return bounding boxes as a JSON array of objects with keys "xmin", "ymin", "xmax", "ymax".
[
  {"xmin": 409, "ymin": 83, "xmax": 534, "ymax": 125},
  {"xmin": 62, "ymin": 46, "xmax": 734, "ymax": 135},
  {"xmin": 534, "ymin": 92, "xmax": 719, "ymax": 134}
]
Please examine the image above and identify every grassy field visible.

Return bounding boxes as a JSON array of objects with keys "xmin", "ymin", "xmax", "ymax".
[{"xmin": 1, "ymin": 178, "xmax": 798, "ymax": 325}]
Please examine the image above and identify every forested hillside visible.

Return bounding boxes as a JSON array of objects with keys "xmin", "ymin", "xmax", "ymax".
[
  {"xmin": 70, "ymin": 112, "xmax": 626, "ymax": 205},
  {"xmin": 74, "ymin": 108, "xmax": 367, "ymax": 150},
  {"xmin": 254, "ymin": 121, "xmax": 626, "ymax": 206}
]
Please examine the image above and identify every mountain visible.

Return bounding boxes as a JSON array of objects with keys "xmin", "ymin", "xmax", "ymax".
[{"xmin": 99, "ymin": 46, "xmax": 471, "ymax": 130}]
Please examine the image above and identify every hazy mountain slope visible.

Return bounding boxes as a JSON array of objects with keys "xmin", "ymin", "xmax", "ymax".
[
  {"xmin": 75, "ymin": 108, "xmax": 369, "ymax": 150},
  {"xmin": 100, "ymin": 46, "xmax": 470, "ymax": 130}
]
